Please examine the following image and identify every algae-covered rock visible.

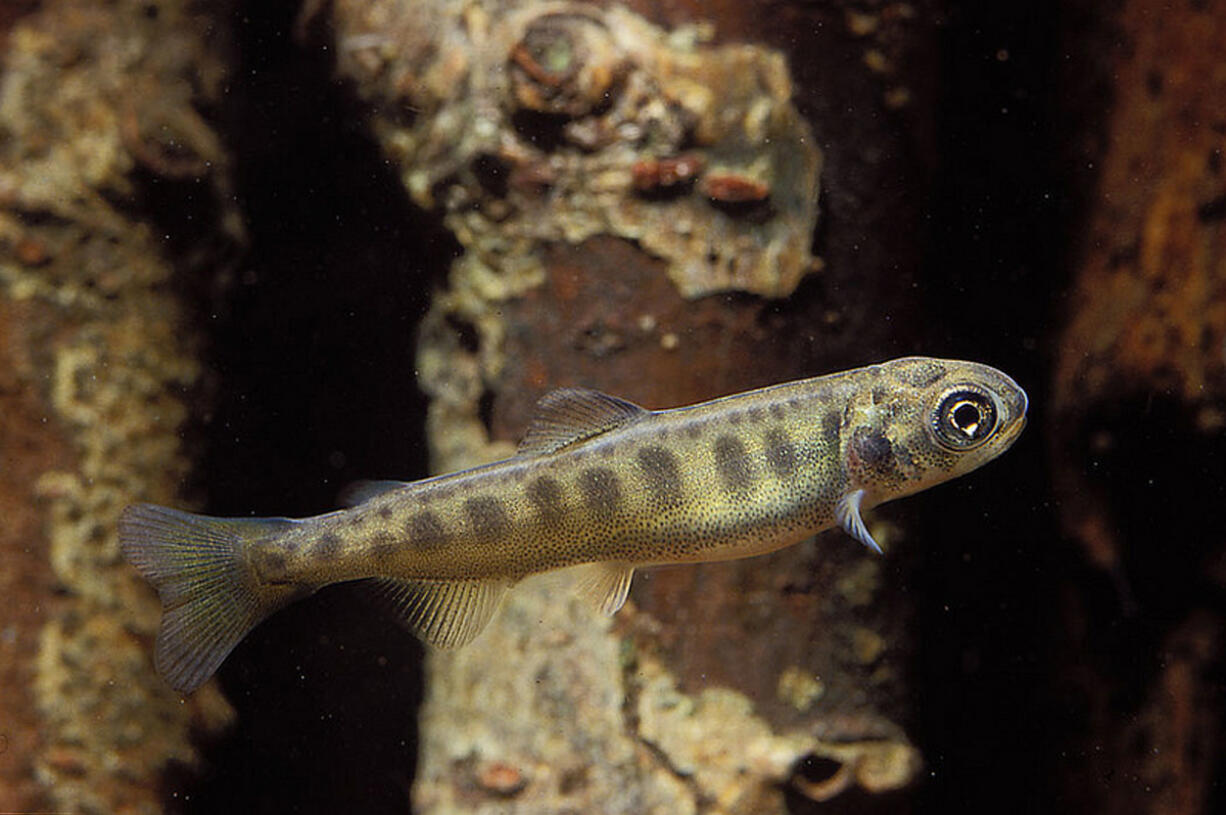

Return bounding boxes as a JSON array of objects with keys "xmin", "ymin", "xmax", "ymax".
[{"xmin": 0, "ymin": 1, "xmax": 241, "ymax": 811}]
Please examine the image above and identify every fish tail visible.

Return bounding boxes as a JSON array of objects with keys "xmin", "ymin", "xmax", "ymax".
[{"xmin": 119, "ymin": 503, "xmax": 298, "ymax": 693}]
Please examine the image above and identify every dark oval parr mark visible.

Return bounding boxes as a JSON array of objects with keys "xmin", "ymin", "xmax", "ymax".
[
  {"xmin": 713, "ymin": 435, "xmax": 754, "ymax": 494},
  {"xmin": 465, "ymin": 496, "xmax": 510, "ymax": 541},
  {"xmin": 764, "ymin": 429, "xmax": 797, "ymax": 479},
  {"xmin": 408, "ymin": 511, "xmax": 448, "ymax": 550},
  {"xmin": 636, "ymin": 445, "xmax": 684, "ymax": 509},
  {"xmin": 527, "ymin": 476, "xmax": 566, "ymax": 524},
  {"xmin": 370, "ymin": 531, "xmax": 398, "ymax": 559},
  {"xmin": 314, "ymin": 532, "xmax": 342, "ymax": 560},
  {"xmin": 579, "ymin": 467, "xmax": 622, "ymax": 521}
]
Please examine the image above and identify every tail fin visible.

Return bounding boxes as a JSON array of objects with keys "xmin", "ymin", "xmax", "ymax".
[{"xmin": 119, "ymin": 503, "xmax": 299, "ymax": 693}]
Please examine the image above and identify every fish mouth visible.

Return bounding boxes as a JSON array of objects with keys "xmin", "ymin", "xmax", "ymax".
[
  {"xmin": 993, "ymin": 370, "xmax": 1029, "ymax": 440},
  {"xmin": 996, "ymin": 370, "xmax": 1029, "ymax": 421},
  {"xmin": 998, "ymin": 412, "xmax": 1028, "ymax": 449}
]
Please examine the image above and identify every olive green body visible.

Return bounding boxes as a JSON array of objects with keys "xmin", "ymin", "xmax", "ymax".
[{"xmin": 262, "ymin": 380, "xmax": 846, "ymax": 585}]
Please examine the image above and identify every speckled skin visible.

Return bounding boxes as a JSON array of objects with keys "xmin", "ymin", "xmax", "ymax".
[{"xmin": 252, "ymin": 357, "xmax": 1028, "ymax": 586}]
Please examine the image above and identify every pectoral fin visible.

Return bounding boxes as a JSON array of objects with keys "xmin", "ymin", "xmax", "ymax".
[
  {"xmin": 369, "ymin": 577, "xmax": 511, "ymax": 648},
  {"xmin": 571, "ymin": 562, "xmax": 636, "ymax": 615},
  {"xmin": 835, "ymin": 489, "xmax": 883, "ymax": 555}
]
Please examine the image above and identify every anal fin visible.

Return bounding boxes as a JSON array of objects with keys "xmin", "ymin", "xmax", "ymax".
[
  {"xmin": 571, "ymin": 562, "xmax": 635, "ymax": 615},
  {"xmin": 369, "ymin": 576, "xmax": 510, "ymax": 649},
  {"xmin": 835, "ymin": 489, "xmax": 883, "ymax": 554}
]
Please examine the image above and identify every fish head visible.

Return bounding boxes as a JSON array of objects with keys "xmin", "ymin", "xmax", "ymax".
[{"xmin": 842, "ymin": 356, "xmax": 1029, "ymax": 505}]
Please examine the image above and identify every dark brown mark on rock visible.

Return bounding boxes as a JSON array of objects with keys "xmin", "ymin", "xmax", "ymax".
[
  {"xmin": 769, "ymin": 403, "xmax": 787, "ymax": 421},
  {"xmin": 378, "ymin": 506, "xmax": 393, "ymax": 520},
  {"xmin": 632, "ymin": 153, "xmax": 705, "ymax": 196},
  {"xmin": 700, "ymin": 172, "xmax": 770, "ymax": 204},
  {"xmin": 1197, "ymin": 193, "xmax": 1226, "ymax": 223},
  {"xmin": 714, "ymin": 435, "xmax": 754, "ymax": 494},
  {"xmin": 636, "ymin": 445, "xmax": 684, "ymax": 509}
]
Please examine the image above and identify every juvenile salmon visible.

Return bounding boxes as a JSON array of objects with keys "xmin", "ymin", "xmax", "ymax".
[{"xmin": 120, "ymin": 356, "xmax": 1027, "ymax": 692}]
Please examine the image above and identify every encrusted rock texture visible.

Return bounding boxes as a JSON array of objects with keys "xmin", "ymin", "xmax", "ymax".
[{"xmin": 0, "ymin": 1, "xmax": 239, "ymax": 812}]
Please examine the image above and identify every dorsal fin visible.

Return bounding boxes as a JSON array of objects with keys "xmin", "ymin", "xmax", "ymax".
[{"xmin": 517, "ymin": 387, "xmax": 649, "ymax": 456}]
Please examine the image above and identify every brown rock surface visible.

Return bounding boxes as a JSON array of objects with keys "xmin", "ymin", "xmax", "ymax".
[{"xmin": 1049, "ymin": 0, "xmax": 1226, "ymax": 812}]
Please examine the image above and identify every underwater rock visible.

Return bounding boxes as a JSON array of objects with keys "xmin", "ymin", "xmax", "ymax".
[
  {"xmin": 0, "ymin": 1, "xmax": 241, "ymax": 811},
  {"xmin": 331, "ymin": 0, "xmax": 822, "ymax": 300}
]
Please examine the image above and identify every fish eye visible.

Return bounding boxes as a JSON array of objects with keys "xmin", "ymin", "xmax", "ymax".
[{"xmin": 931, "ymin": 386, "xmax": 998, "ymax": 450}]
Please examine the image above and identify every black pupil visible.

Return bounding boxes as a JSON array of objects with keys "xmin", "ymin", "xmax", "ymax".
[{"xmin": 952, "ymin": 401, "xmax": 982, "ymax": 435}]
